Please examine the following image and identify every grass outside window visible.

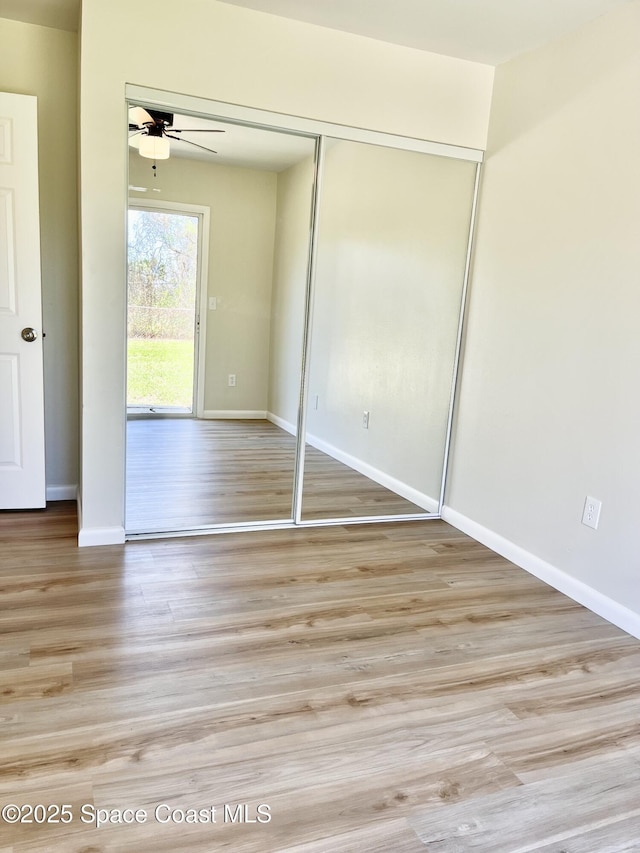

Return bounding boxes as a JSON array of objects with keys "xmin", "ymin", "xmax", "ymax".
[{"xmin": 127, "ymin": 338, "xmax": 194, "ymax": 409}]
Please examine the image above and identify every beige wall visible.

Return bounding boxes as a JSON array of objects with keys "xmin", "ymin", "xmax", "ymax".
[
  {"xmin": 267, "ymin": 156, "xmax": 315, "ymax": 426},
  {"xmin": 447, "ymin": 1, "xmax": 640, "ymax": 623},
  {"xmin": 129, "ymin": 154, "xmax": 277, "ymax": 414},
  {"xmin": 0, "ymin": 18, "xmax": 78, "ymax": 495},
  {"xmin": 78, "ymin": 0, "xmax": 494, "ymax": 540}
]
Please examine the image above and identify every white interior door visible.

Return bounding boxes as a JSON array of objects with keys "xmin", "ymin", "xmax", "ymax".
[{"xmin": 0, "ymin": 92, "xmax": 45, "ymax": 509}]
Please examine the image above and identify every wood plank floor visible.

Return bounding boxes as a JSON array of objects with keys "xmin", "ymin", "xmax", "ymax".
[
  {"xmin": 1, "ymin": 502, "xmax": 640, "ymax": 851},
  {"xmin": 126, "ymin": 418, "xmax": 424, "ymax": 532}
]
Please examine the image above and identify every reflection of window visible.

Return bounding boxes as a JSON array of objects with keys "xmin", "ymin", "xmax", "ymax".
[
  {"xmin": 126, "ymin": 208, "xmax": 199, "ymax": 412},
  {"xmin": 127, "ymin": 209, "xmax": 198, "ymax": 338}
]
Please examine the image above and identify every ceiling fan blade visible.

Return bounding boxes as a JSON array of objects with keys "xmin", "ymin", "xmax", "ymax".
[
  {"xmin": 165, "ymin": 133, "xmax": 218, "ymax": 155},
  {"xmin": 128, "ymin": 106, "xmax": 154, "ymax": 127},
  {"xmin": 128, "ymin": 130, "xmax": 145, "ymax": 150},
  {"xmin": 169, "ymin": 129, "xmax": 225, "ymax": 133}
]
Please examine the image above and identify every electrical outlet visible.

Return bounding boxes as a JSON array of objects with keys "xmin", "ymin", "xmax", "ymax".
[
  {"xmin": 209, "ymin": 297, "xmax": 217, "ymax": 310},
  {"xmin": 228, "ymin": 374, "xmax": 236, "ymax": 387},
  {"xmin": 581, "ymin": 496, "xmax": 602, "ymax": 530},
  {"xmin": 362, "ymin": 410, "xmax": 370, "ymax": 429}
]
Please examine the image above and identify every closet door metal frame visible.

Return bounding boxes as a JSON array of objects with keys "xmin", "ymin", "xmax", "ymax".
[{"xmin": 124, "ymin": 85, "xmax": 483, "ymax": 541}]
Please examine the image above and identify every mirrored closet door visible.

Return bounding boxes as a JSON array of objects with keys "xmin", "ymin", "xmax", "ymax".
[
  {"xmin": 125, "ymin": 103, "xmax": 317, "ymax": 534},
  {"xmin": 123, "ymin": 87, "xmax": 481, "ymax": 537},
  {"xmin": 300, "ymin": 140, "xmax": 478, "ymax": 523}
]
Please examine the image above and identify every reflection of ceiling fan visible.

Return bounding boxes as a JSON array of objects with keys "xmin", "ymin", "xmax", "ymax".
[{"xmin": 128, "ymin": 106, "xmax": 225, "ymax": 164}]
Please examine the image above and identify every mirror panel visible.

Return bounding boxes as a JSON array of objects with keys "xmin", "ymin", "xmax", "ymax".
[
  {"xmin": 125, "ymin": 106, "xmax": 316, "ymax": 533},
  {"xmin": 301, "ymin": 140, "xmax": 476, "ymax": 521}
]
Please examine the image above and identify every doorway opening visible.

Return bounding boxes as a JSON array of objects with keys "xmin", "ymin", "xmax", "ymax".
[{"xmin": 126, "ymin": 203, "xmax": 205, "ymax": 415}]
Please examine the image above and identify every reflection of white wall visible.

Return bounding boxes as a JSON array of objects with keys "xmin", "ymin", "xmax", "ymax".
[
  {"xmin": 305, "ymin": 141, "xmax": 475, "ymax": 506},
  {"xmin": 129, "ymin": 154, "xmax": 277, "ymax": 414},
  {"xmin": 268, "ymin": 156, "xmax": 315, "ymax": 425},
  {"xmin": 447, "ymin": 1, "xmax": 640, "ymax": 633},
  {"xmin": 0, "ymin": 19, "xmax": 78, "ymax": 499}
]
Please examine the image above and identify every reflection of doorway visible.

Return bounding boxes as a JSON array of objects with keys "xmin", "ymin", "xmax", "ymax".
[{"xmin": 126, "ymin": 201, "xmax": 208, "ymax": 415}]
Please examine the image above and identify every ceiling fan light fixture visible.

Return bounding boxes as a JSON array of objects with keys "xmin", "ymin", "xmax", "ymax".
[{"xmin": 139, "ymin": 134, "xmax": 170, "ymax": 160}]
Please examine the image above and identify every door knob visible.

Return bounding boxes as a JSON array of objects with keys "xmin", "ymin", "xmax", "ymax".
[{"xmin": 21, "ymin": 327, "xmax": 38, "ymax": 342}]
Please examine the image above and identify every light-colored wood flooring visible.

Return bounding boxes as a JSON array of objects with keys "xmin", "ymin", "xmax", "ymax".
[
  {"xmin": 1, "ymin": 503, "xmax": 640, "ymax": 852},
  {"xmin": 126, "ymin": 418, "xmax": 424, "ymax": 532}
]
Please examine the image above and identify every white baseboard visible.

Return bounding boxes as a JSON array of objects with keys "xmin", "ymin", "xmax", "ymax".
[
  {"xmin": 442, "ymin": 506, "xmax": 640, "ymax": 640},
  {"xmin": 46, "ymin": 484, "xmax": 77, "ymax": 501},
  {"xmin": 267, "ymin": 411, "xmax": 296, "ymax": 435},
  {"xmin": 308, "ymin": 433, "xmax": 439, "ymax": 513},
  {"xmin": 202, "ymin": 410, "xmax": 267, "ymax": 419},
  {"xmin": 266, "ymin": 412, "xmax": 438, "ymax": 513},
  {"xmin": 78, "ymin": 526, "xmax": 126, "ymax": 547},
  {"xmin": 74, "ymin": 493, "xmax": 125, "ymax": 547}
]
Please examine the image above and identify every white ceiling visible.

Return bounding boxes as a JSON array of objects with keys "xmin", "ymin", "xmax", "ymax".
[
  {"xmin": 3, "ymin": 0, "xmax": 630, "ymax": 65},
  {"xmin": 217, "ymin": 0, "xmax": 631, "ymax": 65}
]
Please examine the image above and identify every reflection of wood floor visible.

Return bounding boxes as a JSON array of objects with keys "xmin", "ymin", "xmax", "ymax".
[
  {"xmin": 126, "ymin": 418, "xmax": 423, "ymax": 532},
  {"xmin": 4, "ymin": 502, "xmax": 640, "ymax": 851}
]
